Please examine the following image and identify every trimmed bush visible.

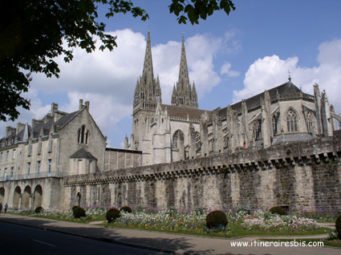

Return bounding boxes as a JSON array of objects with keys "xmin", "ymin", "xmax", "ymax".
[
  {"xmin": 106, "ymin": 208, "xmax": 121, "ymax": 223},
  {"xmin": 34, "ymin": 206, "xmax": 43, "ymax": 214},
  {"xmin": 269, "ymin": 206, "xmax": 288, "ymax": 216},
  {"xmin": 206, "ymin": 210, "xmax": 228, "ymax": 230},
  {"xmin": 72, "ymin": 206, "xmax": 86, "ymax": 218},
  {"xmin": 336, "ymin": 215, "xmax": 341, "ymax": 239},
  {"xmin": 120, "ymin": 206, "xmax": 132, "ymax": 213},
  {"xmin": 237, "ymin": 208, "xmax": 251, "ymax": 215}
]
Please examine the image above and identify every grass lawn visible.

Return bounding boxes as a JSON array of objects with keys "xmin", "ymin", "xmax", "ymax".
[
  {"xmin": 8, "ymin": 211, "xmax": 334, "ymax": 239},
  {"xmin": 325, "ymin": 239, "xmax": 341, "ymax": 248},
  {"xmin": 107, "ymin": 221, "xmax": 331, "ymax": 238},
  {"xmin": 10, "ymin": 211, "xmax": 105, "ymax": 224}
]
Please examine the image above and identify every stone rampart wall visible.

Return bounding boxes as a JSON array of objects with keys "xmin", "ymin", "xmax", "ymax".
[{"xmin": 63, "ymin": 137, "xmax": 341, "ymax": 214}]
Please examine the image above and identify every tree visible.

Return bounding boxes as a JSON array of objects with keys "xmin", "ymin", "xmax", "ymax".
[{"xmin": 0, "ymin": 0, "xmax": 235, "ymax": 121}]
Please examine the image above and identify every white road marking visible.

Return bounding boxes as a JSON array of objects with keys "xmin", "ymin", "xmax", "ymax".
[{"xmin": 32, "ymin": 239, "xmax": 56, "ymax": 248}]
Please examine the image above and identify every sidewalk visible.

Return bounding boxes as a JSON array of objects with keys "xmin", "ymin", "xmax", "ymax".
[{"xmin": 0, "ymin": 214, "xmax": 339, "ymax": 255}]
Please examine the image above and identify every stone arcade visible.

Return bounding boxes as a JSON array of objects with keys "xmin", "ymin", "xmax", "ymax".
[{"xmin": 1, "ymin": 33, "xmax": 341, "ymax": 214}]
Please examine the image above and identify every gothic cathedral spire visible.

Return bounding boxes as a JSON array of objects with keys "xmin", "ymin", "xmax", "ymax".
[
  {"xmin": 143, "ymin": 32, "xmax": 153, "ymax": 80},
  {"xmin": 171, "ymin": 36, "xmax": 198, "ymax": 108},
  {"xmin": 133, "ymin": 32, "xmax": 161, "ymax": 110}
]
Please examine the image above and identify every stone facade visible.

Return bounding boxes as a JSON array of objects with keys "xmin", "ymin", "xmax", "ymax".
[
  {"xmin": 64, "ymin": 136, "xmax": 341, "ymax": 214},
  {"xmin": 0, "ymin": 101, "xmax": 140, "ymax": 211},
  {"xmin": 127, "ymin": 34, "xmax": 341, "ymax": 167},
  {"xmin": 1, "ymin": 33, "xmax": 341, "ymax": 214}
]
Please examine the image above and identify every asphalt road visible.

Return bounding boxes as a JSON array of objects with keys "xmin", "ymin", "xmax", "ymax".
[{"xmin": 0, "ymin": 221, "xmax": 167, "ymax": 255}]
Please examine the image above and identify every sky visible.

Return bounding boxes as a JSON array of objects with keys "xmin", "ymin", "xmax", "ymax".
[{"xmin": 1, "ymin": 0, "xmax": 341, "ymax": 147}]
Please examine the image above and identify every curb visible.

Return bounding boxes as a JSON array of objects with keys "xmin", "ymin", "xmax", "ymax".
[{"xmin": 0, "ymin": 217, "xmax": 175, "ymax": 254}]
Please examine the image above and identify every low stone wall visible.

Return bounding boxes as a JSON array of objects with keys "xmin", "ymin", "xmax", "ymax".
[{"xmin": 63, "ymin": 136, "xmax": 341, "ymax": 214}]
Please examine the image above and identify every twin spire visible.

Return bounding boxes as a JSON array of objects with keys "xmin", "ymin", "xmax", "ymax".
[
  {"xmin": 133, "ymin": 32, "xmax": 161, "ymax": 110},
  {"xmin": 134, "ymin": 33, "xmax": 198, "ymax": 110},
  {"xmin": 171, "ymin": 36, "xmax": 198, "ymax": 108}
]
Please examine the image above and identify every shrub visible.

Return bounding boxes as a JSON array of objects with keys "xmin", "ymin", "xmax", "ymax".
[
  {"xmin": 269, "ymin": 206, "xmax": 288, "ymax": 216},
  {"xmin": 106, "ymin": 208, "xmax": 121, "ymax": 223},
  {"xmin": 194, "ymin": 208, "xmax": 204, "ymax": 215},
  {"xmin": 206, "ymin": 210, "xmax": 228, "ymax": 230},
  {"xmin": 237, "ymin": 208, "xmax": 251, "ymax": 215},
  {"xmin": 72, "ymin": 206, "xmax": 86, "ymax": 218},
  {"xmin": 120, "ymin": 206, "xmax": 132, "ymax": 213},
  {"xmin": 336, "ymin": 215, "xmax": 341, "ymax": 239},
  {"xmin": 34, "ymin": 206, "xmax": 43, "ymax": 214}
]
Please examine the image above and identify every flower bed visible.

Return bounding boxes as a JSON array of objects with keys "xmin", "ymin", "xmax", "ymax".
[
  {"xmin": 241, "ymin": 210, "xmax": 319, "ymax": 232},
  {"xmin": 108, "ymin": 209, "xmax": 328, "ymax": 237}
]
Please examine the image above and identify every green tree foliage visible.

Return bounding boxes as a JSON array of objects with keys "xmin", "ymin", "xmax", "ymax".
[{"xmin": 0, "ymin": 0, "xmax": 235, "ymax": 121}]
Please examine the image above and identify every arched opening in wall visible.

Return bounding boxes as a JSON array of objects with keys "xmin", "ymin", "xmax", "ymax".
[
  {"xmin": 306, "ymin": 112, "xmax": 314, "ymax": 134},
  {"xmin": 172, "ymin": 130, "xmax": 185, "ymax": 161},
  {"xmin": 272, "ymin": 112, "xmax": 280, "ymax": 136},
  {"xmin": 77, "ymin": 125, "xmax": 89, "ymax": 144},
  {"xmin": 13, "ymin": 186, "xmax": 21, "ymax": 210},
  {"xmin": 22, "ymin": 186, "xmax": 32, "ymax": 210},
  {"xmin": 287, "ymin": 109, "xmax": 298, "ymax": 133},
  {"xmin": 0, "ymin": 187, "xmax": 5, "ymax": 204},
  {"xmin": 33, "ymin": 185, "xmax": 43, "ymax": 209},
  {"xmin": 253, "ymin": 119, "xmax": 262, "ymax": 141},
  {"xmin": 76, "ymin": 192, "xmax": 81, "ymax": 206},
  {"xmin": 194, "ymin": 131, "xmax": 201, "ymax": 154}
]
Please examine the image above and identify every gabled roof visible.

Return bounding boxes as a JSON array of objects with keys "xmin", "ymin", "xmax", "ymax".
[
  {"xmin": 70, "ymin": 148, "xmax": 97, "ymax": 160},
  {"xmin": 55, "ymin": 111, "xmax": 80, "ymax": 130}
]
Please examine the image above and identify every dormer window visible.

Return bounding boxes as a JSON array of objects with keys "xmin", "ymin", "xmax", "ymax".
[{"xmin": 78, "ymin": 125, "xmax": 89, "ymax": 144}]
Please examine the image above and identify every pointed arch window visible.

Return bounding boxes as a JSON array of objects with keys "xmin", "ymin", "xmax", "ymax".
[
  {"xmin": 287, "ymin": 109, "xmax": 298, "ymax": 132},
  {"xmin": 306, "ymin": 112, "xmax": 314, "ymax": 133},
  {"xmin": 253, "ymin": 119, "xmax": 262, "ymax": 141},
  {"xmin": 223, "ymin": 135, "xmax": 229, "ymax": 149},
  {"xmin": 172, "ymin": 130, "xmax": 184, "ymax": 149},
  {"xmin": 272, "ymin": 112, "xmax": 280, "ymax": 135},
  {"xmin": 78, "ymin": 125, "xmax": 89, "ymax": 144}
]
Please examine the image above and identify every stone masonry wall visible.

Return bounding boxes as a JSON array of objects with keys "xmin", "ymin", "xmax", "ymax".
[{"xmin": 63, "ymin": 136, "xmax": 341, "ymax": 214}]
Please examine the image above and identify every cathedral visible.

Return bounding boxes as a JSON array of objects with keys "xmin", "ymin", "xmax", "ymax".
[
  {"xmin": 0, "ymin": 33, "xmax": 340, "ymax": 213},
  {"xmin": 126, "ymin": 33, "xmax": 341, "ymax": 166}
]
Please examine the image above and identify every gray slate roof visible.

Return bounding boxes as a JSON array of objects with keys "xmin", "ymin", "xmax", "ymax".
[
  {"xmin": 0, "ymin": 109, "xmax": 82, "ymax": 148},
  {"xmin": 70, "ymin": 148, "xmax": 97, "ymax": 160},
  {"xmin": 218, "ymin": 81, "xmax": 314, "ymax": 118}
]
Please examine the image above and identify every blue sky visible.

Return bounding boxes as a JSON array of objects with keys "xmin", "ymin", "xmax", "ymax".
[{"xmin": 1, "ymin": 0, "xmax": 341, "ymax": 147}]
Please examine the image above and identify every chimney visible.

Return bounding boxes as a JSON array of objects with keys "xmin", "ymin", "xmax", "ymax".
[
  {"xmin": 16, "ymin": 122, "xmax": 25, "ymax": 134},
  {"xmin": 6, "ymin": 126, "xmax": 16, "ymax": 137},
  {"xmin": 79, "ymin": 99, "xmax": 84, "ymax": 110},
  {"xmin": 84, "ymin": 101, "xmax": 90, "ymax": 110},
  {"xmin": 51, "ymin": 103, "xmax": 58, "ymax": 114}
]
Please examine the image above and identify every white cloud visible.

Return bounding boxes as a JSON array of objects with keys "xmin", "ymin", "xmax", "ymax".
[
  {"xmin": 220, "ymin": 62, "xmax": 240, "ymax": 77},
  {"xmin": 31, "ymin": 29, "xmax": 146, "ymax": 105},
  {"xmin": 1, "ymin": 29, "xmax": 232, "ymax": 146},
  {"xmin": 233, "ymin": 39, "xmax": 341, "ymax": 113}
]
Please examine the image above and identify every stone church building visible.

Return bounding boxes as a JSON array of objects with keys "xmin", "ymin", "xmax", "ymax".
[{"xmin": 0, "ymin": 33, "xmax": 340, "ymax": 213}]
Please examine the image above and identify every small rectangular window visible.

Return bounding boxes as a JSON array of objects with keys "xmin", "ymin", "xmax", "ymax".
[
  {"xmin": 36, "ymin": 160, "xmax": 41, "ymax": 174},
  {"xmin": 37, "ymin": 142, "xmax": 42, "ymax": 155},
  {"xmin": 27, "ymin": 162, "xmax": 31, "ymax": 175},
  {"xmin": 48, "ymin": 139, "xmax": 53, "ymax": 153},
  {"xmin": 28, "ymin": 144, "xmax": 32, "ymax": 157},
  {"xmin": 48, "ymin": 159, "xmax": 52, "ymax": 173}
]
